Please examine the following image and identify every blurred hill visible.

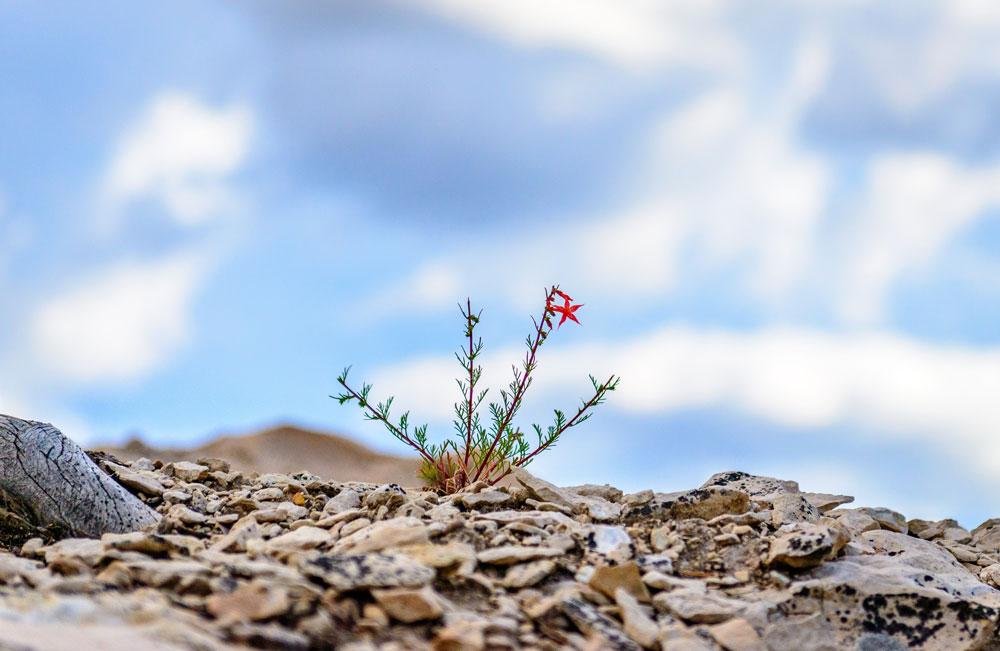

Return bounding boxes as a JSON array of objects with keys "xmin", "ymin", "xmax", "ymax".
[{"xmin": 96, "ymin": 424, "xmax": 422, "ymax": 485}]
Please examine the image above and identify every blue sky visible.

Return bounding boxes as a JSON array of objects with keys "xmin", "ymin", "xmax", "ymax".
[{"xmin": 2, "ymin": 1, "xmax": 999, "ymax": 527}]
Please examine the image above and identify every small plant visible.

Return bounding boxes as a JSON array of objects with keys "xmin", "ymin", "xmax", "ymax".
[{"xmin": 334, "ymin": 285, "xmax": 619, "ymax": 493}]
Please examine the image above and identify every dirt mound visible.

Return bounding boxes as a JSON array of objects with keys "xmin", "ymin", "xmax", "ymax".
[{"xmin": 97, "ymin": 424, "xmax": 421, "ymax": 486}]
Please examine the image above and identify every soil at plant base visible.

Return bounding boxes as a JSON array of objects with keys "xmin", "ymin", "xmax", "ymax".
[{"xmin": 1, "ymin": 456, "xmax": 1000, "ymax": 650}]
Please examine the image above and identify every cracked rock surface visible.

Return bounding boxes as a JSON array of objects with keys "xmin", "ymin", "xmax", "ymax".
[{"xmin": 3, "ymin": 461, "xmax": 1000, "ymax": 649}]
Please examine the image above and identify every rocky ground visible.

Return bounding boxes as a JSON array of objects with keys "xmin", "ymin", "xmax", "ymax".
[{"xmin": 2, "ymin": 459, "xmax": 1000, "ymax": 651}]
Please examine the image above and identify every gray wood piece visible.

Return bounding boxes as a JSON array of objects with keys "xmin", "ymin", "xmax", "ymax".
[{"xmin": 0, "ymin": 414, "xmax": 160, "ymax": 538}]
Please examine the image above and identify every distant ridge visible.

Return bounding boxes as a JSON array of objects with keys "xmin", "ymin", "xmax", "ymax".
[{"xmin": 96, "ymin": 424, "xmax": 421, "ymax": 485}]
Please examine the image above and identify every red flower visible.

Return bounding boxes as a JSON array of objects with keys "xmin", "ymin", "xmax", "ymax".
[{"xmin": 551, "ymin": 297, "xmax": 582, "ymax": 328}]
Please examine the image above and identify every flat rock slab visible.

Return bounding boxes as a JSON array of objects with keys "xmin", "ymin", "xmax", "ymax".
[
  {"xmin": 788, "ymin": 531, "xmax": 1000, "ymax": 650},
  {"xmin": 624, "ymin": 486, "xmax": 750, "ymax": 521}
]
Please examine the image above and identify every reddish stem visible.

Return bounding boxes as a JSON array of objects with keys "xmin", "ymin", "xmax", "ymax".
[
  {"xmin": 487, "ymin": 374, "xmax": 617, "ymax": 485},
  {"xmin": 472, "ymin": 286, "xmax": 557, "ymax": 483},
  {"xmin": 337, "ymin": 380, "xmax": 438, "ymax": 467}
]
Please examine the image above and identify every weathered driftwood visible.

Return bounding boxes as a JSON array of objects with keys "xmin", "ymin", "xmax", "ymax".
[{"xmin": 0, "ymin": 414, "xmax": 160, "ymax": 539}]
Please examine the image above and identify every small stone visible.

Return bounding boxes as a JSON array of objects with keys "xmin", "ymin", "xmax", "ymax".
[
  {"xmin": 172, "ymin": 461, "xmax": 210, "ymax": 483},
  {"xmin": 477, "ymin": 546, "xmax": 562, "ymax": 565},
  {"xmin": 43, "ymin": 538, "xmax": 106, "ymax": 567},
  {"xmin": 457, "ymin": 491, "xmax": 514, "ymax": 510},
  {"xmin": 567, "ymin": 484, "xmax": 624, "ymax": 502},
  {"xmin": 167, "ymin": 503, "xmax": 208, "ymax": 525},
  {"xmin": 253, "ymin": 487, "xmax": 285, "ymax": 502},
  {"xmin": 579, "ymin": 525, "xmax": 634, "ymax": 562},
  {"xmin": 303, "ymin": 553, "xmax": 434, "ymax": 590},
  {"xmin": 399, "ymin": 542, "xmax": 477, "ymax": 578},
  {"xmin": 622, "ymin": 490, "xmax": 654, "ymax": 507},
  {"xmin": 265, "ymin": 526, "xmax": 330, "ymax": 555},
  {"xmin": 162, "ymin": 490, "xmax": 191, "ymax": 503},
  {"xmin": 980, "ymin": 564, "xmax": 1000, "ymax": 588},
  {"xmin": 625, "ymin": 486, "xmax": 749, "ymax": 521},
  {"xmin": 433, "ymin": 620, "xmax": 487, "ymax": 651},
  {"xmin": 364, "ymin": 484, "xmax": 407, "ymax": 510},
  {"xmin": 836, "ymin": 510, "xmax": 879, "ymax": 536},
  {"xmin": 588, "ymin": 562, "xmax": 650, "ymax": 603},
  {"xmin": 20, "ymin": 538, "xmax": 44, "ymax": 557},
  {"xmin": 709, "ymin": 618, "xmax": 766, "ymax": 651},
  {"xmin": 324, "ymin": 489, "xmax": 362, "ymax": 514},
  {"xmin": 943, "ymin": 526, "xmax": 972, "ymax": 544},
  {"xmin": 700, "ymin": 471, "xmax": 799, "ymax": 498},
  {"xmin": 653, "ymin": 589, "xmax": 748, "ymax": 624},
  {"xmin": 767, "ymin": 494, "xmax": 819, "ymax": 527},
  {"xmin": 799, "ymin": 492, "xmax": 854, "ymax": 514},
  {"xmin": 114, "ymin": 468, "xmax": 166, "ymax": 496},
  {"xmin": 766, "ymin": 523, "xmax": 848, "ymax": 569},
  {"xmin": 207, "ymin": 581, "xmax": 291, "ymax": 624},
  {"xmin": 372, "ymin": 585, "xmax": 445, "ymax": 623},
  {"xmin": 334, "ymin": 517, "xmax": 429, "ymax": 554},
  {"xmin": 502, "ymin": 560, "xmax": 556, "ymax": 588},
  {"xmin": 614, "ymin": 587, "xmax": 658, "ymax": 648},
  {"xmin": 196, "ymin": 457, "xmax": 230, "ymax": 472},
  {"xmin": 858, "ymin": 506, "xmax": 907, "ymax": 534}
]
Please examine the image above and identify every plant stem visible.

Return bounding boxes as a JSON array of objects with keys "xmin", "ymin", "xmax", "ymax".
[
  {"xmin": 463, "ymin": 299, "xmax": 475, "ymax": 472},
  {"xmin": 337, "ymin": 379, "xmax": 437, "ymax": 467},
  {"xmin": 472, "ymin": 286, "xmax": 557, "ymax": 483},
  {"xmin": 487, "ymin": 374, "xmax": 618, "ymax": 485}
]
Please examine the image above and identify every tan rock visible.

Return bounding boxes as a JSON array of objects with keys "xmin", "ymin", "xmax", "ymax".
[
  {"xmin": 114, "ymin": 467, "xmax": 166, "ymax": 496},
  {"xmin": 433, "ymin": 619, "xmax": 487, "ymax": 651},
  {"xmin": 171, "ymin": 461, "xmax": 209, "ymax": 483},
  {"xmin": 653, "ymin": 589, "xmax": 749, "ymax": 624},
  {"xmin": 166, "ymin": 503, "xmax": 207, "ymax": 525},
  {"xmin": 858, "ymin": 506, "xmax": 907, "ymax": 534},
  {"xmin": 206, "ymin": 581, "xmax": 291, "ymax": 624},
  {"xmin": 476, "ymin": 545, "xmax": 562, "ymax": 565},
  {"xmin": 502, "ymin": 560, "xmax": 556, "ymax": 588},
  {"xmin": 372, "ymin": 585, "xmax": 446, "ymax": 623},
  {"xmin": 333, "ymin": 517, "xmax": 429, "ymax": 553},
  {"xmin": 709, "ymin": 618, "xmax": 765, "ymax": 651},
  {"xmin": 614, "ymin": 586, "xmax": 658, "ymax": 648},
  {"xmin": 766, "ymin": 523, "xmax": 847, "ymax": 569},
  {"xmin": 588, "ymin": 562, "xmax": 650, "ymax": 603},
  {"xmin": 265, "ymin": 526, "xmax": 330, "ymax": 555},
  {"xmin": 399, "ymin": 541, "xmax": 477, "ymax": 577}
]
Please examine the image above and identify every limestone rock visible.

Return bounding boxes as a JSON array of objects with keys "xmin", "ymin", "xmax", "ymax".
[
  {"xmin": 206, "ymin": 580, "xmax": 291, "ymax": 624},
  {"xmin": 766, "ymin": 493, "xmax": 819, "ymax": 527},
  {"xmin": 858, "ymin": 506, "xmax": 907, "ymax": 534},
  {"xmin": 787, "ymin": 531, "xmax": 1000, "ymax": 649},
  {"xmin": 476, "ymin": 545, "xmax": 562, "ymax": 565},
  {"xmin": 588, "ymin": 562, "xmax": 650, "ymax": 602},
  {"xmin": 303, "ymin": 552, "xmax": 434, "ymax": 590},
  {"xmin": 700, "ymin": 471, "xmax": 799, "ymax": 498},
  {"xmin": 624, "ymin": 486, "xmax": 750, "ymax": 521},
  {"xmin": 653, "ymin": 589, "xmax": 749, "ymax": 624},
  {"xmin": 171, "ymin": 461, "xmax": 209, "ymax": 483},
  {"xmin": 766, "ymin": 523, "xmax": 848, "ymax": 569},
  {"xmin": 372, "ymin": 585, "xmax": 446, "ymax": 623},
  {"xmin": 333, "ymin": 517, "xmax": 429, "ymax": 553},
  {"xmin": 799, "ymin": 492, "xmax": 853, "ymax": 514},
  {"xmin": 709, "ymin": 617, "xmax": 766, "ymax": 651},
  {"xmin": 502, "ymin": 560, "xmax": 556, "ymax": 588},
  {"xmin": 614, "ymin": 587, "xmax": 658, "ymax": 648}
]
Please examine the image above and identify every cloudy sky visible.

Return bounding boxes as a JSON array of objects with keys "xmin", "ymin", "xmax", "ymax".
[{"xmin": 2, "ymin": 1, "xmax": 999, "ymax": 527}]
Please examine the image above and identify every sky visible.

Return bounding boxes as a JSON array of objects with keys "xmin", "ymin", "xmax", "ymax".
[{"xmin": 1, "ymin": 1, "xmax": 999, "ymax": 527}]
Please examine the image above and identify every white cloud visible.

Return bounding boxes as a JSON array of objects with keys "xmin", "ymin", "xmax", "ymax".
[
  {"xmin": 839, "ymin": 154, "xmax": 1000, "ymax": 323},
  {"xmin": 102, "ymin": 92, "xmax": 253, "ymax": 227},
  {"xmin": 31, "ymin": 253, "xmax": 208, "ymax": 385},
  {"xmin": 369, "ymin": 324, "xmax": 1000, "ymax": 473},
  {"xmin": 345, "ymin": 261, "xmax": 465, "ymax": 327},
  {"xmin": 417, "ymin": 0, "xmax": 742, "ymax": 70}
]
